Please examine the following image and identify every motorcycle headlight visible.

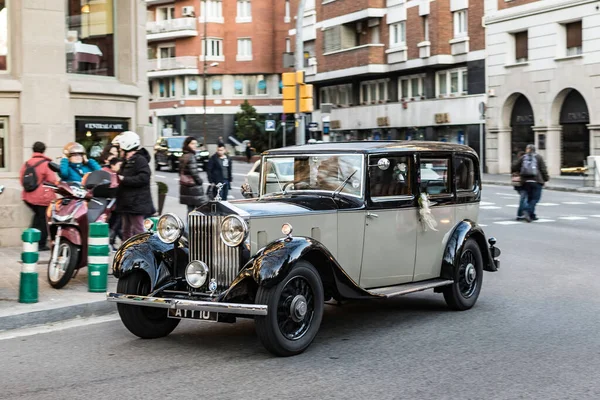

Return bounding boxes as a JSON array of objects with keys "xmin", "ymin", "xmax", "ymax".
[
  {"xmin": 185, "ymin": 260, "xmax": 209, "ymax": 288},
  {"xmin": 220, "ymin": 215, "xmax": 248, "ymax": 247},
  {"xmin": 157, "ymin": 213, "xmax": 184, "ymax": 244}
]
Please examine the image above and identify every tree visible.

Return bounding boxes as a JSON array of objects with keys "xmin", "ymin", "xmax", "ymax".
[{"xmin": 235, "ymin": 101, "xmax": 268, "ymax": 152}]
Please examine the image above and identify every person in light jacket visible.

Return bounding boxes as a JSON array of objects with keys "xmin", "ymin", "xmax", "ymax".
[{"xmin": 179, "ymin": 137, "xmax": 205, "ymax": 214}]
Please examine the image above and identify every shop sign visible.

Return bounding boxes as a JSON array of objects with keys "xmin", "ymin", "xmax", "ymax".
[
  {"xmin": 76, "ymin": 120, "xmax": 129, "ymax": 132},
  {"xmin": 435, "ymin": 113, "xmax": 450, "ymax": 124},
  {"xmin": 330, "ymin": 120, "xmax": 341, "ymax": 129},
  {"xmin": 377, "ymin": 117, "xmax": 389, "ymax": 127},
  {"xmin": 514, "ymin": 114, "xmax": 534, "ymax": 124},
  {"xmin": 565, "ymin": 111, "xmax": 589, "ymax": 123}
]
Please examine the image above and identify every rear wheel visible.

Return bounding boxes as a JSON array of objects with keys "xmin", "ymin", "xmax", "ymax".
[
  {"xmin": 47, "ymin": 240, "xmax": 78, "ymax": 289},
  {"xmin": 116, "ymin": 272, "xmax": 180, "ymax": 338},
  {"xmin": 255, "ymin": 261, "xmax": 324, "ymax": 357},
  {"xmin": 443, "ymin": 239, "xmax": 484, "ymax": 311}
]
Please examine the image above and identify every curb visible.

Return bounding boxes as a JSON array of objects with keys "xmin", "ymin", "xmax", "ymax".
[
  {"xmin": 0, "ymin": 299, "xmax": 116, "ymax": 332},
  {"xmin": 482, "ymin": 180, "xmax": 600, "ymax": 194}
]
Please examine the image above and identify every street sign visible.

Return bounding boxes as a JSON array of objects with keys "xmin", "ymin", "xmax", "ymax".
[
  {"xmin": 265, "ymin": 120, "xmax": 276, "ymax": 132},
  {"xmin": 308, "ymin": 122, "xmax": 319, "ymax": 132}
]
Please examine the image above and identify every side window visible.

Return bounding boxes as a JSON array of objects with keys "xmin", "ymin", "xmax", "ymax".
[
  {"xmin": 420, "ymin": 158, "xmax": 450, "ymax": 195},
  {"xmin": 455, "ymin": 156, "xmax": 476, "ymax": 192},
  {"xmin": 369, "ymin": 156, "xmax": 412, "ymax": 201}
]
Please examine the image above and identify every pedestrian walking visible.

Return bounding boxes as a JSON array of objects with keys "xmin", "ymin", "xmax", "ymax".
[
  {"xmin": 512, "ymin": 144, "xmax": 549, "ymax": 222},
  {"xmin": 115, "ymin": 131, "xmax": 155, "ymax": 240},
  {"xmin": 105, "ymin": 157, "xmax": 124, "ymax": 250},
  {"xmin": 59, "ymin": 142, "xmax": 101, "ymax": 182},
  {"xmin": 207, "ymin": 144, "xmax": 232, "ymax": 200},
  {"xmin": 512, "ymin": 151, "xmax": 528, "ymax": 220},
  {"xmin": 179, "ymin": 137, "xmax": 205, "ymax": 214},
  {"xmin": 245, "ymin": 141, "xmax": 253, "ymax": 163},
  {"xmin": 19, "ymin": 141, "xmax": 58, "ymax": 251}
]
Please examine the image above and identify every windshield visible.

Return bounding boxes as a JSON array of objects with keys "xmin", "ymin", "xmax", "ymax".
[
  {"xmin": 167, "ymin": 137, "xmax": 186, "ymax": 148},
  {"xmin": 260, "ymin": 154, "xmax": 364, "ymax": 197}
]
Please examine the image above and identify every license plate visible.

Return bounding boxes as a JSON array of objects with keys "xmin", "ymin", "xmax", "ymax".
[{"xmin": 167, "ymin": 308, "xmax": 218, "ymax": 322}]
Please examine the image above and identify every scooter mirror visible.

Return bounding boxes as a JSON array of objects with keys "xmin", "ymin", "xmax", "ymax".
[{"xmin": 48, "ymin": 162, "xmax": 60, "ymax": 173}]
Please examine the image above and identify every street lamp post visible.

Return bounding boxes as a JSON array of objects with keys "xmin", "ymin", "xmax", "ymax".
[{"xmin": 201, "ymin": 0, "xmax": 219, "ymax": 148}]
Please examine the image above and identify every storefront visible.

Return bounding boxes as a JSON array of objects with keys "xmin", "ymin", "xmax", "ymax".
[
  {"xmin": 75, "ymin": 118, "xmax": 129, "ymax": 160},
  {"xmin": 559, "ymin": 89, "xmax": 589, "ymax": 171}
]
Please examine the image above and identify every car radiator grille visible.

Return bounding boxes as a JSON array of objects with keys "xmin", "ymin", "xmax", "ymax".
[{"xmin": 189, "ymin": 214, "xmax": 241, "ymax": 290}]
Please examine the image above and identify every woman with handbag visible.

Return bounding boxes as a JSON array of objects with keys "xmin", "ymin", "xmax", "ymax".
[
  {"xmin": 179, "ymin": 137, "xmax": 205, "ymax": 214},
  {"xmin": 512, "ymin": 151, "xmax": 527, "ymax": 220}
]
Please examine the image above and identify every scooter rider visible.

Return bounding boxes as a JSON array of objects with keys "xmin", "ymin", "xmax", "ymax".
[{"xmin": 59, "ymin": 142, "xmax": 101, "ymax": 183}]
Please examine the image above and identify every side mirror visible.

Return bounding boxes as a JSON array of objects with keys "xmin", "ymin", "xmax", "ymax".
[
  {"xmin": 48, "ymin": 162, "xmax": 60, "ymax": 173},
  {"xmin": 240, "ymin": 183, "xmax": 255, "ymax": 198}
]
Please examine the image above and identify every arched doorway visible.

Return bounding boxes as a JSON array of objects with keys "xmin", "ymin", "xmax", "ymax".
[
  {"xmin": 559, "ymin": 89, "xmax": 589, "ymax": 173},
  {"xmin": 510, "ymin": 94, "xmax": 534, "ymax": 162}
]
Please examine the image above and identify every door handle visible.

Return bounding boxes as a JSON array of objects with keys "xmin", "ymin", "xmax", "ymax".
[{"xmin": 367, "ymin": 212, "xmax": 379, "ymax": 218}]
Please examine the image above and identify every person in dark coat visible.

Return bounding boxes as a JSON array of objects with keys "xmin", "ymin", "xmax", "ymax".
[
  {"xmin": 115, "ymin": 131, "xmax": 155, "ymax": 240},
  {"xmin": 207, "ymin": 144, "xmax": 232, "ymax": 200},
  {"xmin": 511, "ymin": 144, "xmax": 549, "ymax": 222},
  {"xmin": 245, "ymin": 141, "xmax": 253, "ymax": 163},
  {"xmin": 179, "ymin": 137, "xmax": 205, "ymax": 214}
]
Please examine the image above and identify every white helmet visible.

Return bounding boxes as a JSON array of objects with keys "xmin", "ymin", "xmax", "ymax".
[{"xmin": 117, "ymin": 131, "xmax": 140, "ymax": 152}]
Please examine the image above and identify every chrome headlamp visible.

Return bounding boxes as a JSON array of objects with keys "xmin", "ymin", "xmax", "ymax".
[
  {"xmin": 156, "ymin": 213, "xmax": 184, "ymax": 244},
  {"xmin": 185, "ymin": 260, "xmax": 209, "ymax": 288},
  {"xmin": 220, "ymin": 215, "xmax": 248, "ymax": 247}
]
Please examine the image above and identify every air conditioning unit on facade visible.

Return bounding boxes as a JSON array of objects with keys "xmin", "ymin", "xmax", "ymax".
[{"xmin": 182, "ymin": 6, "xmax": 195, "ymax": 17}]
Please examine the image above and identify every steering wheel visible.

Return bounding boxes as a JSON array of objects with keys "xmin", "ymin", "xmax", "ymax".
[{"xmin": 283, "ymin": 181, "xmax": 309, "ymax": 192}]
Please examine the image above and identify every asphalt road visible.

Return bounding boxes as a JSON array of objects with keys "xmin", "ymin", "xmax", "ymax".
[{"xmin": 2, "ymin": 182, "xmax": 600, "ymax": 399}]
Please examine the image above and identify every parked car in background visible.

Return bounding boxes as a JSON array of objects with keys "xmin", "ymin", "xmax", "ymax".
[
  {"xmin": 108, "ymin": 141, "xmax": 500, "ymax": 357},
  {"xmin": 154, "ymin": 136, "xmax": 210, "ymax": 172}
]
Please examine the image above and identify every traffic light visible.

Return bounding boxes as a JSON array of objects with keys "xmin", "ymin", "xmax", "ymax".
[{"xmin": 282, "ymin": 71, "xmax": 313, "ymax": 114}]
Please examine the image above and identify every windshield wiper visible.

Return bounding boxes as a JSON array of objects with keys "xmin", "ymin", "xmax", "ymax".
[{"xmin": 333, "ymin": 169, "xmax": 358, "ymax": 198}]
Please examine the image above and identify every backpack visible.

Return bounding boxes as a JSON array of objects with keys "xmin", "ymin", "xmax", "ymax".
[
  {"xmin": 520, "ymin": 153, "xmax": 538, "ymax": 177},
  {"xmin": 22, "ymin": 159, "xmax": 47, "ymax": 192}
]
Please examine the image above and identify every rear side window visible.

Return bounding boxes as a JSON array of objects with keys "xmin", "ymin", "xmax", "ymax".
[
  {"xmin": 455, "ymin": 156, "xmax": 476, "ymax": 191},
  {"xmin": 369, "ymin": 156, "xmax": 412, "ymax": 201},
  {"xmin": 420, "ymin": 158, "xmax": 450, "ymax": 195}
]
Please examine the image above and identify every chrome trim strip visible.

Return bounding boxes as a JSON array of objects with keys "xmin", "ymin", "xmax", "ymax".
[{"xmin": 106, "ymin": 292, "xmax": 268, "ymax": 316}]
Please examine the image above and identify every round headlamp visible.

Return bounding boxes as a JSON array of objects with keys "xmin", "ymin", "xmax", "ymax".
[
  {"xmin": 220, "ymin": 215, "xmax": 248, "ymax": 247},
  {"xmin": 156, "ymin": 213, "xmax": 184, "ymax": 244},
  {"xmin": 185, "ymin": 260, "xmax": 209, "ymax": 288}
]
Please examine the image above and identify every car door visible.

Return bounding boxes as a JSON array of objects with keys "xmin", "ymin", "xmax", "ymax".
[
  {"xmin": 359, "ymin": 154, "xmax": 418, "ymax": 289},
  {"xmin": 246, "ymin": 160, "xmax": 261, "ymax": 194},
  {"xmin": 413, "ymin": 154, "xmax": 456, "ymax": 281}
]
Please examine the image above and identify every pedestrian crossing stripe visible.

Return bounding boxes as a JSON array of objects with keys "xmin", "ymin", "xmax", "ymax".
[
  {"xmin": 558, "ymin": 216, "xmax": 588, "ymax": 220},
  {"xmin": 562, "ymin": 202, "xmax": 586, "ymax": 205},
  {"xmin": 494, "ymin": 221, "xmax": 521, "ymax": 225},
  {"xmin": 590, "ymin": 215, "xmax": 600, "ymax": 218},
  {"xmin": 480, "ymin": 206, "xmax": 501, "ymax": 210},
  {"xmin": 480, "ymin": 201, "xmax": 495, "ymax": 206},
  {"xmin": 533, "ymin": 219, "xmax": 554, "ymax": 223},
  {"xmin": 537, "ymin": 203, "xmax": 559, "ymax": 206},
  {"xmin": 506, "ymin": 205, "xmax": 519, "ymax": 208}
]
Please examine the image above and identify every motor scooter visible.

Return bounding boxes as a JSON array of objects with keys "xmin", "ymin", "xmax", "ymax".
[{"xmin": 44, "ymin": 166, "xmax": 117, "ymax": 289}]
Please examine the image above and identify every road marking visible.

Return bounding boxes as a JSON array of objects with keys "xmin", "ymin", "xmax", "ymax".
[
  {"xmin": 155, "ymin": 174, "xmax": 166, "ymax": 178},
  {"xmin": 533, "ymin": 219, "xmax": 555, "ymax": 223},
  {"xmin": 562, "ymin": 201, "xmax": 586, "ymax": 205},
  {"xmin": 0, "ymin": 315, "xmax": 120, "ymax": 341},
  {"xmin": 559, "ymin": 216, "xmax": 588, "ymax": 220},
  {"xmin": 496, "ymin": 193, "xmax": 519, "ymax": 197},
  {"xmin": 537, "ymin": 203, "xmax": 559, "ymax": 206},
  {"xmin": 589, "ymin": 201, "xmax": 600, "ymax": 204},
  {"xmin": 480, "ymin": 201, "xmax": 495, "ymax": 206},
  {"xmin": 480, "ymin": 206, "xmax": 501, "ymax": 210},
  {"xmin": 494, "ymin": 221, "xmax": 521, "ymax": 225},
  {"xmin": 590, "ymin": 215, "xmax": 600, "ymax": 218},
  {"xmin": 479, "ymin": 224, "xmax": 488, "ymax": 227},
  {"xmin": 506, "ymin": 205, "xmax": 519, "ymax": 208}
]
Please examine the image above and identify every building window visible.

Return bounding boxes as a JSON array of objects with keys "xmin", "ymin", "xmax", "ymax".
[
  {"xmin": 158, "ymin": 77, "xmax": 176, "ymax": 98},
  {"xmin": 0, "ymin": 1, "xmax": 8, "ymax": 71},
  {"xmin": 285, "ymin": 0, "xmax": 290, "ymax": 22},
  {"xmin": 202, "ymin": 38, "xmax": 223, "ymax": 60},
  {"xmin": 453, "ymin": 10, "xmax": 468, "ymax": 38},
  {"xmin": 0, "ymin": 118, "xmax": 6, "ymax": 169},
  {"xmin": 566, "ymin": 21, "xmax": 582, "ymax": 56},
  {"xmin": 187, "ymin": 76, "xmax": 199, "ymax": 96},
  {"xmin": 233, "ymin": 76, "xmax": 263, "ymax": 96},
  {"xmin": 201, "ymin": 0, "xmax": 223, "ymax": 22},
  {"xmin": 286, "ymin": 38, "xmax": 291, "ymax": 53},
  {"xmin": 436, "ymin": 68, "xmax": 468, "ymax": 97},
  {"xmin": 370, "ymin": 25, "xmax": 380, "ymax": 44},
  {"xmin": 400, "ymin": 76, "xmax": 424, "ymax": 100},
  {"xmin": 321, "ymin": 84, "xmax": 352, "ymax": 107},
  {"xmin": 209, "ymin": 77, "xmax": 222, "ymax": 95},
  {"xmin": 360, "ymin": 80, "xmax": 388, "ymax": 104},
  {"xmin": 159, "ymin": 45, "xmax": 175, "ymax": 59},
  {"xmin": 237, "ymin": 38, "xmax": 252, "ymax": 61},
  {"xmin": 236, "ymin": 0, "xmax": 251, "ymax": 22},
  {"xmin": 423, "ymin": 16, "xmax": 429, "ymax": 42},
  {"xmin": 389, "ymin": 22, "xmax": 406, "ymax": 47},
  {"xmin": 515, "ymin": 31, "xmax": 528, "ymax": 63},
  {"xmin": 65, "ymin": 0, "xmax": 115, "ymax": 76},
  {"xmin": 257, "ymin": 76, "xmax": 267, "ymax": 95},
  {"xmin": 157, "ymin": 6, "xmax": 175, "ymax": 21}
]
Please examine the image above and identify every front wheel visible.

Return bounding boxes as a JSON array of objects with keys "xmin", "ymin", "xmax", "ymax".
[
  {"xmin": 47, "ymin": 240, "xmax": 78, "ymax": 289},
  {"xmin": 255, "ymin": 260, "xmax": 324, "ymax": 357},
  {"xmin": 116, "ymin": 272, "xmax": 180, "ymax": 338},
  {"xmin": 443, "ymin": 238, "xmax": 484, "ymax": 311}
]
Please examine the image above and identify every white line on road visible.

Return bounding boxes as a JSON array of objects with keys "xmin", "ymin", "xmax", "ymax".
[
  {"xmin": 590, "ymin": 215, "xmax": 600, "ymax": 218},
  {"xmin": 0, "ymin": 315, "xmax": 120, "ymax": 341},
  {"xmin": 494, "ymin": 221, "xmax": 521, "ymax": 225},
  {"xmin": 562, "ymin": 201, "xmax": 586, "ymax": 205},
  {"xmin": 480, "ymin": 206, "xmax": 502, "ymax": 210},
  {"xmin": 496, "ymin": 193, "xmax": 520, "ymax": 197},
  {"xmin": 480, "ymin": 201, "xmax": 495, "ymax": 206},
  {"xmin": 559, "ymin": 216, "xmax": 588, "ymax": 220},
  {"xmin": 590, "ymin": 201, "xmax": 600, "ymax": 204},
  {"xmin": 155, "ymin": 174, "xmax": 166, "ymax": 178},
  {"xmin": 537, "ymin": 203, "xmax": 559, "ymax": 206},
  {"xmin": 506, "ymin": 205, "xmax": 519, "ymax": 208},
  {"xmin": 533, "ymin": 219, "xmax": 555, "ymax": 223},
  {"xmin": 479, "ymin": 224, "xmax": 488, "ymax": 227}
]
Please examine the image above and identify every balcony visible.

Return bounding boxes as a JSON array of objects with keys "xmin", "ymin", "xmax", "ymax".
[
  {"xmin": 147, "ymin": 56, "xmax": 198, "ymax": 77},
  {"xmin": 320, "ymin": 44, "xmax": 385, "ymax": 74},
  {"xmin": 147, "ymin": 18, "xmax": 198, "ymax": 42},
  {"xmin": 145, "ymin": 0, "xmax": 175, "ymax": 5}
]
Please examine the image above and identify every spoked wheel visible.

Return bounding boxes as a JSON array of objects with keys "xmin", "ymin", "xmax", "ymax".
[
  {"xmin": 116, "ymin": 271, "xmax": 180, "ymax": 339},
  {"xmin": 47, "ymin": 240, "xmax": 78, "ymax": 289},
  {"xmin": 255, "ymin": 260, "xmax": 324, "ymax": 356},
  {"xmin": 443, "ymin": 238, "xmax": 483, "ymax": 311}
]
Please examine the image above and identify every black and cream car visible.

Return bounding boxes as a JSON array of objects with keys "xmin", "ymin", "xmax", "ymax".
[{"xmin": 108, "ymin": 141, "xmax": 500, "ymax": 357}]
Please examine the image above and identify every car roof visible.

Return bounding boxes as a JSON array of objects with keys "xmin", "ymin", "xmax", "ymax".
[{"xmin": 264, "ymin": 141, "xmax": 477, "ymax": 156}]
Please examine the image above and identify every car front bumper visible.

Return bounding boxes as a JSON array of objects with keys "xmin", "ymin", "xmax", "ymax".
[{"xmin": 106, "ymin": 292, "xmax": 268, "ymax": 316}]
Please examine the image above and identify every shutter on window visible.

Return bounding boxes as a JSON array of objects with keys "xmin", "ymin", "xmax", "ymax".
[
  {"xmin": 515, "ymin": 31, "xmax": 528, "ymax": 60},
  {"xmin": 566, "ymin": 21, "xmax": 582, "ymax": 48},
  {"xmin": 323, "ymin": 26, "xmax": 341, "ymax": 53}
]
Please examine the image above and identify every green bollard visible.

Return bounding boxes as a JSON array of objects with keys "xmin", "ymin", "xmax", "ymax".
[
  {"xmin": 88, "ymin": 222, "xmax": 110, "ymax": 293},
  {"xmin": 20, "ymin": 228, "xmax": 41, "ymax": 303}
]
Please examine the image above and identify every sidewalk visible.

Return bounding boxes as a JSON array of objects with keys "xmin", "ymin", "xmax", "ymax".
[{"xmin": 483, "ymin": 173, "xmax": 600, "ymax": 194}]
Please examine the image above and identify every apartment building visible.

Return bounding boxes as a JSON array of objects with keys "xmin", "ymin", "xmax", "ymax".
[
  {"xmin": 146, "ymin": 0, "xmax": 292, "ymax": 144},
  {"xmin": 292, "ymin": 0, "xmax": 487, "ymax": 159},
  {"xmin": 485, "ymin": 0, "xmax": 600, "ymax": 176}
]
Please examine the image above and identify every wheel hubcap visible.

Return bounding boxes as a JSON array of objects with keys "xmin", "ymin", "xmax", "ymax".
[
  {"xmin": 464, "ymin": 263, "xmax": 476, "ymax": 285},
  {"xmin": 458, "ymin": 250, "xmax": 478, "ymax": 298},
  {"xmin": 290, "ymin": 295, "xmax": 308, "ymax": 322},
  {"xmin": 276, "ymin": 277, "xmax": 315, "ymax": 341}
]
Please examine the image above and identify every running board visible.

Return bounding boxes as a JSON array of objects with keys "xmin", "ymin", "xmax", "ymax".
[{"xmin": 367, "ymin": 279, "xmax": 454, "ymax": 298}]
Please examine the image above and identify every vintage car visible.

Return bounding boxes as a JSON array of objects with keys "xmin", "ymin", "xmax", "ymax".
[
  {"xmin": 154, "ymin": 136, "xmax": 210, "ymax": 172},
  {"xmin": 107, "ymin": 141, "xmax": 500, "ymax": 357}
]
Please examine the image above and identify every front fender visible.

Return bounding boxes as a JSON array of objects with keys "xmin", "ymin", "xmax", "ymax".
[
  {"xmin": 112, "ymin": 232, "xmax": 189, "ymax": 291},
  {"xmin": 222, "ymin": 236, "xmax": 375, "ymax": 302},
  {"xmin": 441, "ymin": 220, "xmax": 499, "ymax": 280}
]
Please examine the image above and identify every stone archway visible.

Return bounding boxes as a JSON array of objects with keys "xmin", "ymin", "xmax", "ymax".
[
  {"xmin": 509, "ymin": 94, "xmax": 535, "ymax": 162},
  {"xmin": 554, "ymin": 89, "xmax": 590, "ymax": 173}
]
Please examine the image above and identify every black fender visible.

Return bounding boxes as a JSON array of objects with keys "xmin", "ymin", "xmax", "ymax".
[
  {"xmin": 112, "ymin": 232, "xmax": 189, "ymax": 291},
  {"xmin": 222, "ymin": 236, "xmax": 377, "ymax": 303},
  {"xmin": 441, "ymin": 220, "xmax": 499, "ymax": 280}
]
